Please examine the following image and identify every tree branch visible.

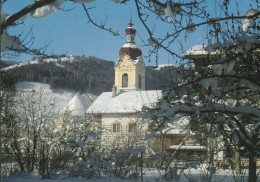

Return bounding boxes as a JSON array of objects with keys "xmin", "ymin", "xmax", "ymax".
[
  {"xmin": 1, "ymin": 0, "xmax": 56, "ymax": 33},
  {"xmin": 81, "ymin": 4, "xmax": 120, "ymax": 37}
]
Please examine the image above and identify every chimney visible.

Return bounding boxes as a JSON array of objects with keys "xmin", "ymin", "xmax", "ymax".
[{"xmin": 112, "ymin": 85, "xmax": 117, "ymax": 97}]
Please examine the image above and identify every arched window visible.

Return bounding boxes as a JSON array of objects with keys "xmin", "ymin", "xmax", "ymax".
[
  {"xmin": 138, "ymin": 75, "xmax": 142, "ymax": 89},
  {"xmin": 122, "ymin": 73, "xmax": 128, "ymax": 87}
]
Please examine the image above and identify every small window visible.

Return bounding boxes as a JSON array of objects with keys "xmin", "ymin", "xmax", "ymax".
[
  {"xmin": 122, "ymin": 73, "xmax": 128, "ymax": 87},
  {"xmin": 128, "ymin": 123, "xmax": 136, "ymax": 133},
  {"xmin": 94, "ymin": 114, "xmax": 102, "ymax": 122},
  {"xmin": 113, "ymin": 123, "xmax": 121, "ymax": 133}
]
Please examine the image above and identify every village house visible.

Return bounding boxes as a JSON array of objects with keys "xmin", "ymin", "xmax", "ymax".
[{"xmin": 182, "ymin": 44, "xmax": 260, "ymax": 170}]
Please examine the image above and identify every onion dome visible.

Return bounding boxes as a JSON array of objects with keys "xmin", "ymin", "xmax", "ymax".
[{"xmin": 119, "ymin": 20, "xmax": 142, "ymax": 60}]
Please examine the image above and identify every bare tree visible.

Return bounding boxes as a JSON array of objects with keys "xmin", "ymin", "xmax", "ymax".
[{"xmin": 2, "ymin": 1, "xmax": 260, "ymax": 181}]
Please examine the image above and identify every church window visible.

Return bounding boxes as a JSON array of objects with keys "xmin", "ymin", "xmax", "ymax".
[
  {"xmin": 122, "ymin": 73, "xmax": 128, "ymax": 87},
  {"xmin": 138, "ymin": 75, "xmax": 142, "ymax": 89},
  {"xmin": 113, "ymin": 123, "xmax": 121, "ymax": 133}
]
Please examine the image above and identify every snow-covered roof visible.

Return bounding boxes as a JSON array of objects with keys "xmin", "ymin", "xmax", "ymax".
[
  {"xmin": 62, "ymin": 93, "xmax": 96, "ymax": 116},
  {"xmin": 155, "ymin": 115, "xmax": 196, "ymax": 135},
  {"xmin": 169, "ymin": 145, "xmax": 206, "ymax": 150},
  {"xmin": 183, "ymin": 45, "xmax": 209, "ymax": 56},
  {"xmin": 183, "ymin": 44, "xmax": 222, "ymax": 59},
  {"xmin": 154, "ymin": 64, "xmax": 175, "ymax": 70},
  {"xmin": 86, "ymin": 90, "xmax": 162, "ymax": 114},
  {"xmin": 183, "ymin": 37, "xmax": 260, "ymax": 59},
  {"xmin": 161, "ymin": 115, "xmax": 191, "ymax": 135},
  {"xmin": 122, "ymin": 42, "xmax": 140, "ymax": 49}
]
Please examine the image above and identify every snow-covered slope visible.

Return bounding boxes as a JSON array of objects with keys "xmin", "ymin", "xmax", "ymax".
[
  {"xmin": 1, "ymin": 59, "xmax": 21, "ymax": 65},
  {"xmin": 2, "ymin": 55, "xmax": 75, "ymax": 71},
  {"xmin": 15, "ymin": 81, "xmax": 77, "ymax": 113},
  {"xmin": 15, "ymin": 81, "xmax": 98, "ymax": 115}
]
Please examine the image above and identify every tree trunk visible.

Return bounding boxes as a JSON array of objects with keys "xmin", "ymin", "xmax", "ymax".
[
  {"xmin": 248, "ymin": 153, "xmax": 257, "ymax": 182},
  {"xmin": 234, "ymin": 147, "xmax": 241, "ymax": 174},
  {"xmin": 31, "ymin": 130, "xmax": 38, "ymax": 172},
  {"xmin": 12, "ymin": 130, "xmax": 25, "ymax": 172},
  {"xmin": 207, "ymin": 138, "xmax": 214, "ymax": 163}
]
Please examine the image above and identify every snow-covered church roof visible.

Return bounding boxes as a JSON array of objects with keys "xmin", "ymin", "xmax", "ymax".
[
  {"xmin": 62, "ymin": 93, "xmax": 96, "ymax": 116},
  {"xmin": 86, "ymin": 90, "xmax": 162, "ymax": 114}
]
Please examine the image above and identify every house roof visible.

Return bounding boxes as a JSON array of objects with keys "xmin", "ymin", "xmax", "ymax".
[
  {"xmin": 86, "ymin": 90, "xmax": 162, "ymax": 114},
  {"xmin": 62, "ymin": 93, "xmax": 96, "ymax": 116},
  {"xmin": 161, "ymin": 116, "xmax": 191, "ymax": 135},
  {"xmin": 169, "ymin": 145, "xmax": 206, "ymax": 150},
  {"xmin": 182, "ymin": 44, "xmax": 219, "ymax": 59}
]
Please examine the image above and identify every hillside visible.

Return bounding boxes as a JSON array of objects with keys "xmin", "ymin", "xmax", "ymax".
[
  {"xmin": 1, "ymin": 55, "xmax": 181, "ymax": 95},
  {"xmin": 1, "ymin": 59, "xmax": 21, "ymax": 69}
]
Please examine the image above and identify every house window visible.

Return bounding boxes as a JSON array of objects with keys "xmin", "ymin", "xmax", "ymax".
[
  {"xmin": 122, "ymin": 73, "xmax": 128, "ymax": 87},
  {"xmin": 128, "ymin": 123, "xmax": 136, "ymax": 133},
  {"xmin": 113, "ymin": 123, "xmax": 121, "ymax": 133},
  {"xmin": 94, "ymin": 114, "xmax": 102, "ymax": 122},
  {"xmin": 138, "ymin": 75, "xmax": 142, "ymax": 89}
]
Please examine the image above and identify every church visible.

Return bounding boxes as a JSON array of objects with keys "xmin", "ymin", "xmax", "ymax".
[{"xmin": 86, "ymin": 20, "xmax": 162, "ymax": 148}]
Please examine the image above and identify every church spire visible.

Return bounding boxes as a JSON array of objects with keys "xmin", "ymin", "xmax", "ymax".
[
  {"xmin": 114, "ymin": 19, "xmax": 145, "ymax": 94},
  {"xmin": 129, "ymin": 13, "xmax": 133, "ymax": 26},
  {"xmin": 119, "ymin": 19, "xmax": 142, "ymax": 60},
  {"xmin": 125, "ymin": 18, "xmax": 136, "ymax": 43}
]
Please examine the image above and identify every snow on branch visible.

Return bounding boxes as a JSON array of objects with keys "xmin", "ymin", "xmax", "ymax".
[{"xmin": 242, "ymin": 9, "xmax": 260, "ymax": 32}]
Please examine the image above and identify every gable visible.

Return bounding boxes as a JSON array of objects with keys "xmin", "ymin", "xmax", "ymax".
[{"xmin": 114, "ymin": 54, "xmax": 143, "ymax": 68}]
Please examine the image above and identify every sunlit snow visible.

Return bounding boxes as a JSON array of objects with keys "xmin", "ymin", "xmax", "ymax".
[
  {"xmin": 242, "ymin": 9, "xmax": 259, "ymax": 32},
  {"xmin": 165, "ymin": 2, "xmax": 174, "ymax": 22},
  {"xmin": 31, "ymin": 0, "xmax": 65, "ymax": 18},
  {"xmin": 15, "ymin": 81, "xmax": 77, "ymax": 113},
  {"xmin": 87, "ymin": 90, "xmax": 162, "ymax": 114}
]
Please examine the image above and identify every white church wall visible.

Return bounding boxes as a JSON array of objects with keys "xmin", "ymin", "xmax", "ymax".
[{"xmin": 100, "ymin": 112, "xmax": 148, "ymax": 148}]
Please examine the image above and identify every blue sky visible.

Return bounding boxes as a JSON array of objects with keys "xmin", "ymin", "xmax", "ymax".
[{"xmin": 2, "ymin": 0, "xmax": 254, "ymax": 66}]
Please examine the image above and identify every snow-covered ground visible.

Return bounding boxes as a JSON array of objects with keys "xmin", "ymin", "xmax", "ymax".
[{"xmin": 2, "ymin": 167, "xmax": 255, "ymax": 182}]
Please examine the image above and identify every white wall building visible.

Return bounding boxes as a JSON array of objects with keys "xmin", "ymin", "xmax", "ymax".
[{"xmin": 86, "ymin": 20, "xmax": 162, "ymax": 148}]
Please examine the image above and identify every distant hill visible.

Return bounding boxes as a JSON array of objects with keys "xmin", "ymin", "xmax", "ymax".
[
  {"xmin": 1, "ymin": 55, "xmax": 182, "ymax": 95},
  {"xmin": 1, "ymin": 59, "xmax": 21, "ymax": 69}
]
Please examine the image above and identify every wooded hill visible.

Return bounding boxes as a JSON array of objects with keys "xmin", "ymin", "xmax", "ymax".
[{"xmin": 1, "ymin": 55, "xmax": 182, "ymax": 95}]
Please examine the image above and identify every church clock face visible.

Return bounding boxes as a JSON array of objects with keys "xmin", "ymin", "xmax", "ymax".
[{"xmin": 122, "ymin": 63, "xmax": 128, "ymax": 70}]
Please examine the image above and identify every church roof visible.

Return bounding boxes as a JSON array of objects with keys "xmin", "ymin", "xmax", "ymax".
[
  {"xmin": 119, "ymin": 43, "xmax": 142, "ymax": 60},
  {"xmin": 86, "ymin": 90, "xmax": 162, "ymax": 114},
  {"xmin": 119, "ymin": 20, "xmax": 142, "ymax": 60}
]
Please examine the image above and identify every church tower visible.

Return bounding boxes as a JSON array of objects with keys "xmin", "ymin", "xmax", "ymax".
[{"xmin": 113, "ymin": 19, "xmax": 145, "ymax": 94}]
